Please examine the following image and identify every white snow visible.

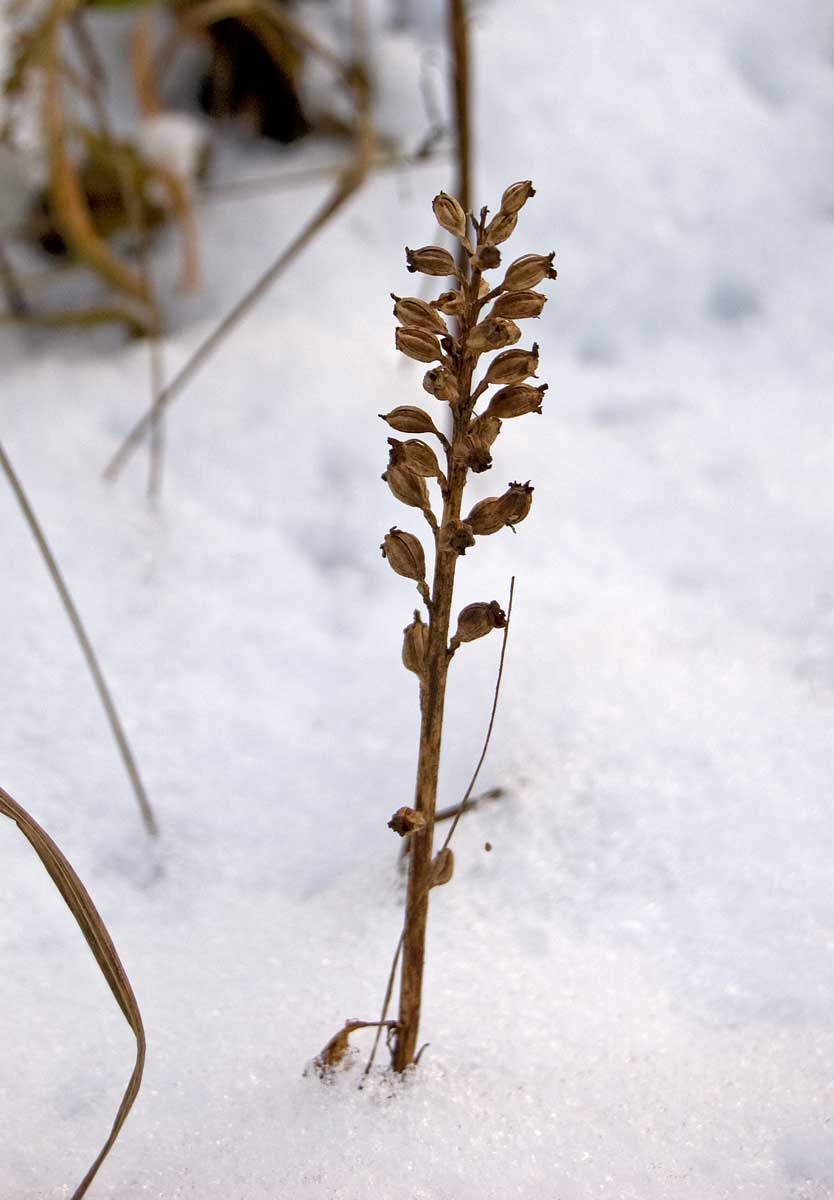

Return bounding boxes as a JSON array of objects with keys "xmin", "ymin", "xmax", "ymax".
[{"xmin": 1, "ymin": 0, "xmax": 834, "ymax": 1197}]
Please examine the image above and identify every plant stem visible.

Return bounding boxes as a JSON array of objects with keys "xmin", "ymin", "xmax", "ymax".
[{"xmin": 393, "ymin": 259, "xmax": 480, "ymax": 1071}]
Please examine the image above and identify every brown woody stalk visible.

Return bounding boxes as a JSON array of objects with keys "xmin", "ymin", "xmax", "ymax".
[{"xmin": 379, "ymin": 182, "xmax": 555, "ymax": 1071}]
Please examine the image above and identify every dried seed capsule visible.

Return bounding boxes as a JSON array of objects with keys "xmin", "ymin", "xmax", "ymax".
[
  {"xmin": 500, "ymin": 180, "xmax": 536, "ymax": 214},
  {"xmin": 381, "ymin": 527, "xmax": 426, "ymax": 582},
  {"xmin": 483, "ymin": 208, "xmax": 518, "ymax": 246},
  {"xmin": 432, "ymin": 191, "xmax": 467, "ymax": 241},
  {"xmin": 485, "ymin": 383, "xmax": 547, "ymax": 419},
  {"xmin": 454, "ymin": 434, "xmax": 493, "ymax": 474},
  {"xmin": 483, "ymin": 343, "xmax": 539, "ymax": 386},
  {"xmin": 382, "ymin": 463, "xmax": 430, "ymax": 510},
  {"xmin": 379, "ymin": 406, "xmax": 441, "ymax": 435},
  {"xmin": 499, "ymin": 480, "xmax": 535, "ymax": 526},
  {"xmin": 402, "ymin": 610, "xmax": 430, "ymax": 676},
  {"xmin": 431, "ymin": 290, "xmax": 465, "ymax": 316},
  {"xmin": 489, "ymin": 290, "xmax": 547, "ymax": 320},
  {"xmin": 438, "ymin": 518, "xmax": 476, "ymax": 556},
  {"xmin": 391, "ymin": 294, "xmax": 448, "ymax": 335},
  {"xmin": 405, "ymin": 245, "xmax": 458, "ymax": 276},
  {"xmin": 468, "ymin": 413, "xmax": 502, "ymax": 447},
  {"xmin": 395, "ymin": 326, "xmax": 443, "ymax": 364},
  {"xmin": 502, "ymin": 252, "xmax": 557, "ymax": 291},
  {"xmin": 463, "ymin": 495, "xmax": 505, "ymax": 536},
  {"xmin": 464, "ymin": 481, "xmax": 534, "ymax": 534},
  {"xmin": 422, "ymin": 366, "xmax": 459, "ymax": 403},
  {"xmin": 453, "ymin": 600, "xmax": 507, "ymax": 644},
  {"xmin": 388, "ymin": 806, "xmax": 426, "ymax": 836},
  {"xmin": 466, "ymin": 316, "xmax": 521, "ymax": 354},
  {"xmin": 429, "ymin": 847, "xmax": 454, "ymax": 887},
  {"xmin": 471, "ymin": 244, "xmax": 501, "ymax": 272},
  {"xmin": 388, "ymin": 437, "xmax": 443, "ymax": 479}
]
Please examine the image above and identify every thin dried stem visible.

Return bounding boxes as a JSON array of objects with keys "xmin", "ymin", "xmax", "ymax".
[
  {"xmin": 448, "ymin": 0, "xmax": 472, "ymax": 219},
  {"xmin": 440, "ymin": 577, "xmax": 514, "ymax": 854},
  {"xmin": 364, "ymin": 581, "xmax": 514, "ymax": 1079},
  {"xmin": 0, "ymin": 441, "xmax": 158, "ymax": 836}
]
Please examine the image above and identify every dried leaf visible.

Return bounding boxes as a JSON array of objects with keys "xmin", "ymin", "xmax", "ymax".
[{"xmin": 0, "ymin": 784, "xmax": 145, "ymax": 1200}]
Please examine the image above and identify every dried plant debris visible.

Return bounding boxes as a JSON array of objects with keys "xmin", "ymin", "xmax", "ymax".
[
  {"xmin": 373, "ymin": 181, "xmax": 554, "ymax": 1072},
  {"xmin": 309, "ymin": 1019, "xmax": 397, "ymax": 1080}
]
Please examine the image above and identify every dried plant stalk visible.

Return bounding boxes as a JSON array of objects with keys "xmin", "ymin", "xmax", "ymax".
[
  {"xmin": 0, "ymin": 783, "xmax": 145, "ymax": 1199},
  {"xmin": 377, "ymin": 182, "xmax": 555, "ymax": 1071}
]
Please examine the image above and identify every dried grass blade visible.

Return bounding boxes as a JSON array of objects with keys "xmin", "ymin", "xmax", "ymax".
[
  {"xmin": 0, "ymin": 783, "xmax": 145, "ymax": 1200},
  {"xmin": 0, "ymin": 440, "xmax": 158, "ymax": 836}
]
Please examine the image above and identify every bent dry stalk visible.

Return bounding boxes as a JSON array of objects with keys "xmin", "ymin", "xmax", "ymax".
[{"xmin": 314, "ymin": 181, "xmax": 555, "ymax": 1078}]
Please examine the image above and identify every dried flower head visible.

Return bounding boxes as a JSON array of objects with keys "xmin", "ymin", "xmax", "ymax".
[
  {"xmin": 402, "ymin": 610, "xmax": 430, "ymax": 676},
  {"xmin": 392, "ymin": 295, "xmax": 449, "ymax": 335},
  {"xmin": 405, "ymin": 245, "xmax": 458, "ymax": 277},
  {"xmin": 502, "ymin": 253, "xmax": 557, "ymax": 291},
  {"xmin": 380, "ymin": 406, "xmax": 442, "ymax": 435},
  {"xmin": 381, "ymin": 527, "xmax": 426, "ymax": 582},
  {"xmin": 432, "ymin": 192, "xmax": 468, "ymax": 242},
  {"xmin": 395, "ymin": 326, "xmax": 444, "ymax": 364},
  {"xmin": 388, "ymin": 806, "xmax": 426, "ymax": 837},
  {"xmin": 500, "ymin": 180, "xmax": 536, "ymax": 213}
]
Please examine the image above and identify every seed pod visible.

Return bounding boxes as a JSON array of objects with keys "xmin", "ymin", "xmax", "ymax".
[
  {"xmin": 388, "ymin": 806, "xmax": 426, "ymax": 837},
  {"xmin": 453, "ymin": 600, "xmax": 507, "ymax": 644},
  {"xmin": 485, "ymin": 383, "xmax": 547, "ymax": 419},
  {"xmin": 432, "ymin": 191, "xmax": 467, "ymax": 241},
  {"xmin": 381, "ymin": 527, "xmax": 426, "ymax": 582},
  {"xmin": 388, "ymin": 437, "xmax": 443, "ymax": 479},
  {"xmin": 502, "ymin": 252, "xmax": 557, "ymax": 291},
  {"xmin": 395, "ymin": 326, "xmax": 443, "ymax": 364},
  {"xmin": 405, "ymin": 245, "xmax": 458, "ymax": 276},
  {"xmin": 380, "ymin": 406, "xmax": 441, "ymax": 435},
  {"xmin": 500, "ymin": 180, "xmax": 536, "ymax": 214},
  {"xmin": 484, "ymin": 343, "xmax": 539, "ymax": 386},
  {"xmin": 471, "ymin": 244, "xmax": 501, "ymax": 272},
  {"xmin": 466, "ymin": 317, "xmax": 521, "ymax": 355},
  {"xmin": 391, "ymin": 294, "xmax": 448, "ymax": 335},
  {"xmin": 402, "ymin": 610, "xmax": 429, "ymax": 676},
  {"xmin": 455, "ymin": 434, "xmax": 493, "ymax": 474},
  {"xmin": 463, "ymin": 495, "xmax": 505, "ymax": 536},
  {"xmin": 422, "ymin": 366, "xmax": 459, "ymax": 403},
  {"xmin": 499, "ymin": 480, "xmax": 535, "ymax": 527},
  {"xmin": 429, "ymin": 847, "xmax": 454, "ymax": 887},
  {"xmin": 483, "ymin": 208, "xmax": 518, "ymax": 246},
  {"xmin": 464, "ymin": 481, "xmax": 534, "ymax": 534},
  {"xmin": 489, "ymin": 290, "xmax": 547, "ymax": 320},
  {"xmin": 382, "ymin": 463, "xmax": 430, "ymax": 510},
  {"xmin": 468, "ymin": 413, "xmax": 502, "ymax": 448},
  {"xmin": 438, "ymin": 518, "xmax": 475, "ymax": 556},
  {"xmin": 431, "ymin": 290, "xmax": 465, "ymax": 316}
]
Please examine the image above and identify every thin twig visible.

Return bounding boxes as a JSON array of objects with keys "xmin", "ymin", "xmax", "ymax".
[
  {"xmin": 362, "ymin": 578, "xmax": 515, "ymax": 1079},
  {"xmin": 0, "ymin": 442, "xmax": 158, "ymax": 836},
  {"xmin": 199, "ymin": 144, "xmax": 448, "ymax": 203},
  {"xmin": 448, "ymin": 0, "xmax": 472, "ymax": 220},
  {"xmin": 440, "ymin": 577, "xmax": 514, "ymax": 854}
]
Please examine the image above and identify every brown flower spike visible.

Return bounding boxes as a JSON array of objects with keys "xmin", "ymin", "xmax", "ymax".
[{"xmin": 358, "ymin": 182, "xmax": 554, "ymax": 1074}]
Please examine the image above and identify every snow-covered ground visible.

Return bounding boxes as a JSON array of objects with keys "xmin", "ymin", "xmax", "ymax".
[{"xmin": 2, "ymin": 1, "xmax": 834, "ymax": 1196}]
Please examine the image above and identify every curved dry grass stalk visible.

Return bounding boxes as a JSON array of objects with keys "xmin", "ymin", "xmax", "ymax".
[
  {"xmin": 0, "ymin": 441, "xmax": 158, "ymax": 836},
  {"xmin": 0, "ymin": 783, "xmax": 146, "ymax": 1199}
]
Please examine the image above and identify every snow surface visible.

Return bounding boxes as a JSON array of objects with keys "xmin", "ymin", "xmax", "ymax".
[{"xmin": 2, "ymin": 0, "xmax": 834, "ymax": 1197}]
